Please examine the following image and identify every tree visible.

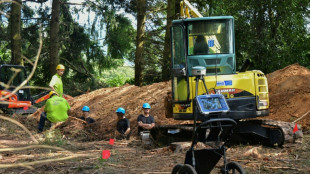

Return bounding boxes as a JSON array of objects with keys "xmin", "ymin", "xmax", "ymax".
[
  {"xmin": 195, "ymin": 0, "xmax": 310, "ymax": 73},
  {"xmin": 134, "ymin": 0, "xmax": 146, "ymax": 86},
  {"xmin": 10, "ymin": 0, "xmax": 22, "ymax": 65},
  {"xmin": 162, "ymin": 0, "xmax": 178, "ymax": 81},
  {"xmin": 49, "ymin": 0, "xmax": 60, "ymax": 76}
]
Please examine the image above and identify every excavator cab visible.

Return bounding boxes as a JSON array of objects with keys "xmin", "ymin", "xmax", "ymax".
[
  {"xmin": 171, "ymin": 17, "xmax": 239, "ymax": 120},
  {"xmin": 0, "ymin": 64, "xmax": 33, "ymax": 113}
]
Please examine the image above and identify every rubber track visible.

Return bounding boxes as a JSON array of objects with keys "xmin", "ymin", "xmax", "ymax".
[
  {"xmin": 154, "ymin": 124, "xmax": 194, "ymax": 131},
  {"xmin": 238, "ymin": 119, "xmax": 304, "ymax": 145},
  {"xmin": 260, "ymin": 119, "xmax": 303, "ymax": 144},
  {"xmin": 153, "ymin": 120, "xmax": 303, "ymax": 146}
]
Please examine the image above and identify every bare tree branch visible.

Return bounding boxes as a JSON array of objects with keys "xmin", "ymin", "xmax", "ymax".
[
  {"xmin": 0, "ymin": 144, "xmax": 70, "ymax": 152},
  {"xmin": 60, "ymin": 57, "xmax": 93, "ymax": 78},
  {"xmin": 0, "ymin": 115, "xmax": 38, "ymax": 144},
  {"xmin": 0, "ymin": 10, "xmax": 9, "ymax": 18},
  {"xmin": 0, "ymin": 154, "xmax": 92, "ymax": 169}
]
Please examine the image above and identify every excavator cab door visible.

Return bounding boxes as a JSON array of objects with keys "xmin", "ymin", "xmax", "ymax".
[
  {"xmin": 0, "ymin": 64, "xmax": 32, "ymax": 102},
  {"xmin": 171, "ymin": 24, "xmax": 190, "ymax": 103}
]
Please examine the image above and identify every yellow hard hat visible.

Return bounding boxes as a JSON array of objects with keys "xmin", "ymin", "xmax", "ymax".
[
  {"xmin": 56, "ymin": 64, "xmax": 65, "ymax": 70},
  {"xmin": 48, "ymin": 91, "xmax": 56, "ymax": 97}
]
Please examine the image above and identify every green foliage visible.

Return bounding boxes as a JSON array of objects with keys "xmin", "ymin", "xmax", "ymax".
[
  {"xmin": 127, "ymin": 0, "xmax": 167, "ymax": 85},
  {"xmin": 105, "ymin": 14, "xmax": 136, "ymax": 60},
  {"xmin": 23, "ymin": 2, "xmax": 136, "ymax": 96},
  {"xmin": 124, "ymin": 78, "xmax": 135, "ymax": 85},
  {"xmin": 97, "ymin": 157, "xmax": 108, "ymax": 164},
  {"xmin": 211, "ymin": 0, "xmax": 310, "ymax": 73},
  {"xmin": 41, "ymin": 129, "xmax": 67, "ymax": 147},
  {"xmin": 0, "ymin": 43, "xmax": 10, "ymax": 62},
  {"xmin": 105, "ymin": 75, "xmax": 125, "ymax": 87},
  {"xmin": 101, "ymin": 66, "xmax": 134, "ymax": 87},
  {"xmin": 184, "ymin": 0, "xmax": 310, "ymax": 74},
  {"xmin": 1, "ymin": 0, "xmax": 309, "ymax": 93}
]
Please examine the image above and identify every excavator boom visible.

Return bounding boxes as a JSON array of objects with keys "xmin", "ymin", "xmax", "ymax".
[{"xmin": 180, "ymin": 0, "xmax": 203, "ymax": 18}]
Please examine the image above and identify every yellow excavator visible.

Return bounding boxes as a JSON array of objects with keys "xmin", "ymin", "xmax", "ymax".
[{"xmin": 151, "ymin": 0, "xmax": 303, "ymax": 147}]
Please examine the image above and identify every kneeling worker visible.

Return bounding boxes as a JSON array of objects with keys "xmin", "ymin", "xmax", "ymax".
[
  {"xmin": 79, "ymin": 106, "xmax": 95, "ymax": 124},
  {"xmin": 116, "ymin": 107, "xmax": 131, "ymax": 140},
  {"xmin": 38, "ymin": 91, "xmax": 70, "ymax": 133}
]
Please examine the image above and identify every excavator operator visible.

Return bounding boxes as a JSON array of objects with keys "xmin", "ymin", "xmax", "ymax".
[{"xmin": 194, "ymin": 35, "xmax": 209, "ymax": 55}]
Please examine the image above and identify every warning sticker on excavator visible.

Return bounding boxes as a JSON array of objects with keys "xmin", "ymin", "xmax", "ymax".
[
  {"xmin": 216, "ymin": 80, "xmax": 232, "ymax": 86},
  {"xmin": 216, "ymin": 81, "xmax": 225, "ymax": 86},
  {"xmin": 208, "ymin": 40, "xmax": 215, "ymax": 47},
  {"xmin": 224, "ymin": 80, "xmax": 232, "ymax": 86}
]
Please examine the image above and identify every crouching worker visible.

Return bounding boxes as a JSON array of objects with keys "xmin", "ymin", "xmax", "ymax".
[
  {"xmin": 115, "ymin": 107, "xmax": 131, "ymax": 140},
  {"xmin": 79, "ymin": 106, "xmax": 95, "ymax": 124},
  {"xmin": 38, "ymin": 91, "xmax": 70, "ymax": 133}
]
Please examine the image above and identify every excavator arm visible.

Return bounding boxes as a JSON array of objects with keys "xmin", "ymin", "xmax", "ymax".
[{"xmin": 34, "ymin": 92, "xmax": 73, "ymax": 104}]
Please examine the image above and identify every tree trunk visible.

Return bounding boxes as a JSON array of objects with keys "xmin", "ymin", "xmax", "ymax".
[
  {"xmin": 134, "ymin": 0, "xmax": 146, "ymax": 86},
  {"xmin": 162, "ymin": 0, "xmax": 176, "ymax": 81},
  {"xmin": 49, "ymin": 0, "xmax": 61, "ymax": 77},
  {"xmin": 10, "ymin": 0, "xmax": 22, "ymax": 65}
]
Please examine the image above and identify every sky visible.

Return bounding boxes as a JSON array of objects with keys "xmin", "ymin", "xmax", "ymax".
[{"xmin": 26, "ymin": 0, "xmax": 136, "ymax": 27}]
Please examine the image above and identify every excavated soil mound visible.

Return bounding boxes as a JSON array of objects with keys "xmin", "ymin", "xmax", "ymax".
[
  {"xmin": 266, "ymin": 64, "xmax": 310, "ymax": 129},
  {"xmin": 30, "ymin": 81, "xmax": 183, "ymax": 140},
  {"xmin": 30, "ymin": 64, "xmax": 310, "ymax": 140}
]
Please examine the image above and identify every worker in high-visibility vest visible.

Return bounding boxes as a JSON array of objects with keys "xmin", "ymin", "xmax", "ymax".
[
  {"xmin": 49, "ymin": 64, "xmax": 65, "ymax": 97},
  {"xmin": 37, "ymin": 91, "xmax": 70, "ymax": 133}
]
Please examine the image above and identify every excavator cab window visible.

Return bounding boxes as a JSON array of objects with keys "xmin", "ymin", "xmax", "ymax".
[
  {"xmin": 188, "ymin": 20, "xmax": 233, "ymax": 55},
  {"xmin": 0, "ymin": 65, "xmax": 31, "ymax": 101},
  {"xmin": 0, "ymin": 66, "xmax": 26, "ymax": 87},
  {"xmin": 186, "ymin": 18, "xmax": 236, "ymax": 76}
]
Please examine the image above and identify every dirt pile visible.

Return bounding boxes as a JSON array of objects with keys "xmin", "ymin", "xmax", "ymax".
[
  {"xmin": 30, "ymin": 81, "xmax": 183, "ymax": 140},
  {"xmin": 30, "ymin": 64, "xmax": 310, "ymax": 140},
  {"xmin": 266, "ymin": 64, "xmax": 310, "ymax": 129}
]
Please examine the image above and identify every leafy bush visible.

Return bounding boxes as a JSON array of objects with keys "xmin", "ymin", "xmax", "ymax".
[
  {"xmin": 105, "ymin": 75, "xmax": 125, "ymax": 87},
  {"xmin": 101, "ymin": 66, "xmax": 134, "ymax": 87},
  {"xmin": 124, "ymin": 78, "xmax": 135, "ymax": 85},
  {"xmin": 42, "ymin": 129, "xmax": 67, "ymax": 146}
]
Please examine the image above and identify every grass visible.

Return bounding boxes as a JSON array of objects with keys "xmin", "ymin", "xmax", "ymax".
[{"xmin": 41, "ymin": 129, "xmax": 68, "ymax": 146}]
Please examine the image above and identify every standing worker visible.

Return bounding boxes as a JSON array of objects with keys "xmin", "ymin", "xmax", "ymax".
[
  {"xmin": 38, "ymin": 91, "xmax": 70, "ymax": 133},
  {"xmin": 50, "ymin": 64, "xmax": 65, "ymax": 97},
  {"xmin": 115, "ymin": 107, "xmax": 131, "ymax": 139},
  {"xmin": 137, "ymin": 103, "xmax": 155, "ymax": 135}
]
